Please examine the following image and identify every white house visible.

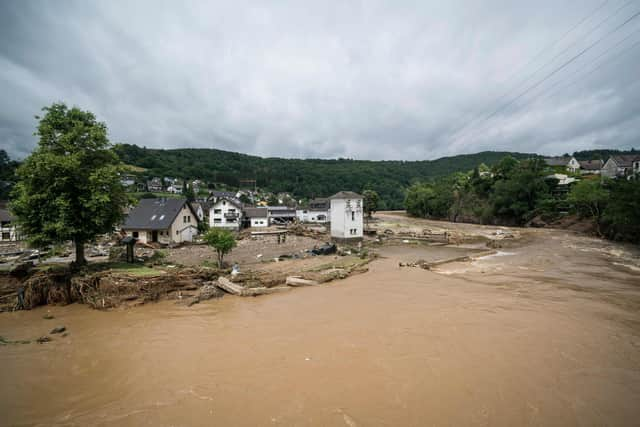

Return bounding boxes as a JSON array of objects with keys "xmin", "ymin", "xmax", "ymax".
[
  {"xmin": 0, "ymin": 207, "xmax": 21, "ymax": 242},
  {"xmin": 601, "ymin": 155, "xmax": 640, "ymax": 179},
  {"xmin": 329, "ymin": 191, "xmax": 363, "ymax": 242},
  {"xmin": 121, "ymin": 198, "xmax": 199, "ymax": 244},
  {"xmin": 244, "ymin": 207, "xmax": 269, "ymax": 228},
  {"xmin": 544, "ymin": 156, "xmax": 580, "ymax": 173},
  {"xmin": 296, "ymin": 198, "xmax": 330, "ymax": 223},
  {"xmin": 209, "ymin": 197, "xmax": 243, "ymax": 230}
]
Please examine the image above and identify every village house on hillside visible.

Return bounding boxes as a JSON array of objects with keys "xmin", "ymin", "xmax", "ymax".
[
  {"xmin": 296, "ymin": 198, "xmax": 330, "ymax": 223},
  {"xmin": 243, "ymin": 207, "xmax": 269, "ymax": 228},
  {"xmin": 209, "ymin": 196, "xmax": 243, "ymax": 230},
  {"xmin": 146, "ymin": 177, "xmax": 163, "ymax": 192},
  {"xmin": 601, "ymin": 155, "xmax": 640, "ymax": 179},
  {"xmin": 122, "ymin": 198, "xmax": 199, "ymax": 244},
  {"xmin": 544, "ymin": 156, "xmax": 580, "ymax": 173},
  {"xmin": 0, "ymin": 205, "xmax": 21, "ymax": 242},
  {"xmin": 330, "ymin": 191, "xmax": 363, "ymax": 242},
  {"xmin": 578, "ymin": 159, "xmax": 603, "ymax": 175}
]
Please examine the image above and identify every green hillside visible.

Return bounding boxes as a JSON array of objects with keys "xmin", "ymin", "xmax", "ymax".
[{"xmin": 114, "ymin": 144, "xmax": 535, "ymax": 209}]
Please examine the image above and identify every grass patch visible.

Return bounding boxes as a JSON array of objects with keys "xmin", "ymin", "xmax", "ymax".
[
  {"xmin": 122, "ymin": 164, "xmax": 147, "ymax": 172},
  {"xmin": 107, "ymin": 262, "xmax": 164, "ymax": 276}
]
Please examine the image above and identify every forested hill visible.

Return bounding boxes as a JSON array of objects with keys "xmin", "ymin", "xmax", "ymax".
[{"xmin": 114, "ymin": 144, "xmax": 535, "ymax": 209}]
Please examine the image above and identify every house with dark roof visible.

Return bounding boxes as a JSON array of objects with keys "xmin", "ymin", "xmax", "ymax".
[
  {"xmin": 0, "ymin": 206, "xmax": 21, "ymax": 242},
  {"xmin": 296, "ymin": 198, "xmax": 330, "ymax": 223},
  {"xmin": 543, "ymin": 156, "xmax": 580, "ymax": 173},
  {"xmin": 602, "ymin": 155, "xmax": 640, "ymax": 179},
  {"xmin": 578, "ymin": 159, "xmax": 604, "ymax": 175},
  {"xmin": 243, "ymin": 207, "xmax": 269, "ymax": 228},
  {"xmin": 329, "ymin": 191, "xmax": 363, "ymax": 242},
  {"xmin": 122, "ymin": 198, "xmax": 199, "ymax": 244}
]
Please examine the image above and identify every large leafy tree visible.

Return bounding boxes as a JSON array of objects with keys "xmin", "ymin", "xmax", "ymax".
[
  {"xmin": 602, "ymin": 179, "xmax": 640, "ymax": 243},
  {"xmin": 0, "ymin": 150, "xmax": 20, "ymax": 200},
  {"xmin": 567, "ymin": 178, "xmax": 609, "ymax": 236},
  {"xmin": 11, "ymin": 103, "xmax": 128, "ymax": 266},
  {"xmin": 362, "ymin": 189, "xmax": 380, "ymax": 218}
]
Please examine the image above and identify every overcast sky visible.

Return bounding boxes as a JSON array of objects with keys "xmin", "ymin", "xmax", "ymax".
[{"xmin": 1, "ymin": 0, "xmax": 639, "ymax": 160}]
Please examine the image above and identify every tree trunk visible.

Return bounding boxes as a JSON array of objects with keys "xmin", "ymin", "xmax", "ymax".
[
  {"xmin": 74, "ymin": 238, "xmax": 86, "ymax": 266},
  {"xmin": 217, "ymin": 251, "xmax": 224, "ymax": 269}
]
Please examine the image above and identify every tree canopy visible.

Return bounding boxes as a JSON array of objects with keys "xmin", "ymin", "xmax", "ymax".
[
  {"xmin": 203, "ymin": 228, "xmax": 236, "ymax": 268},
  {"xmin": 11, "ymin": 103, "xmax": 128, "ymax": 265}
]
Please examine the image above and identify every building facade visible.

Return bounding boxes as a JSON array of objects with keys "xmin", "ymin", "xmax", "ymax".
[
  {"xmin": 209, "ymin": 197, "xmax": 243, "ymax": 230},
  {"xmin": 329, "ymin": 191, "xmax": 363, "ymax": 242},
  {"xmin": 121, "ymin": 198, "xmax": 199, "ymax": 244}
]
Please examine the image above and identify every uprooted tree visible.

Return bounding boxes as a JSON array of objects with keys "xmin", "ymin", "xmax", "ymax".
[
  {"xmin": 11, "ymin": 103, "xmax": 129, "ymax": 266},
  {"xmin": 203, "ymin": 228, "xmax": 237, "ymax": 268}
]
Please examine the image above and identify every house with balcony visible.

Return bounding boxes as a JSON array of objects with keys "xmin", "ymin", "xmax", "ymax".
[{"xmin": 209, "ymin": 197, "xmax": 243, "ymax": 230}]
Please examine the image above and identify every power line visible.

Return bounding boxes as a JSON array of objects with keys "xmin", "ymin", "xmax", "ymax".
[
  {"xmin": 451, "ymin": 9, "xmax": 640, "ymax": 146},
  {"xmin": 449, "ymin": 0, "xmax": 633, "ymax": 141},
  {"xmin": 535, "ymin": 33, "xmax": 640, "ymax": 104},
  {"xmin": 492, "ymin": 0, "xmax": 612, "ymax": 96}
]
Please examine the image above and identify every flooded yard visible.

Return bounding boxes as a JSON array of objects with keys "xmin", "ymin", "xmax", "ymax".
[{"xmin": 1, "ymin": 214, "xmax": 639, "ymax": 426}]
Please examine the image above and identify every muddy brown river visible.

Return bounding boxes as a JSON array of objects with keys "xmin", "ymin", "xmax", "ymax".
[{"xmin": 1, "ymin": 227, "xmax": 639, "ymax": 426}]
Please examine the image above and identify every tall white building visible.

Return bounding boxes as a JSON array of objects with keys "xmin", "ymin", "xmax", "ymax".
[{"xmin": 329, "ymin": 191, "xmax": 363, "ymax": 242}]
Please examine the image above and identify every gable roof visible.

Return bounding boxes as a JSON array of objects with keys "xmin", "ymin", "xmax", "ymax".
[
  {"xmin": 609, "ymin": 155, "xmax": 640, "ymax": 167},
  {"xmin": 244, "ymin": 207, "xmax": 268, "ymax": 218},
  {"xmin": 543, "ymin": 156, "xmax": 572, "ymax": 167},
  {"xmin": 578, "ymin": 159, "xmax": 603, "ymax": 170},
  {"xmin": 0, "ymin": 208, "xmax": 14, "ymax": 222},
  {"xmin": 329, "ymin": 191, "xmax": 363, "ymax": 200},
  {"xmin": 212, "ymin": 196, "xmax": 243, "ymax": 209},
  {"xmin": 123, "ymin": 198, "xmax": 196, "ymax": 230}
]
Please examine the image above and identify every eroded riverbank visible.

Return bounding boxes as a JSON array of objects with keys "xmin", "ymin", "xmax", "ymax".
[{"xmin": 1, "ymin": 217, "xmax": 639, "ymax": 426}]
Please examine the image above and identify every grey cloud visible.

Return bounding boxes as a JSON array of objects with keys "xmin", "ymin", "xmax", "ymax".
[{"xmin": 1, "ymin": 0, "xmax": 639, "ymax": 160}]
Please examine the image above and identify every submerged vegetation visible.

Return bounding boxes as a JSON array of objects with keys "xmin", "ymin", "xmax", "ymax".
[{"xmin": 405, "ymin": 155, "xmax": 640, "ymax": 243}]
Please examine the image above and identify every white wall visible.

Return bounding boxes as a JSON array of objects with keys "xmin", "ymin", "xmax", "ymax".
[
  {"xmin": 297, "ymin": 209, "xmax": 329, "ymax": 223},
  {"xmin": 250, "ymin": 217, "xmax": 268, "ymax": 227},
  {"xmin": 209, "ymin": 199, "xmax": 242, "ymax": 229},
  {"xmin": 330, "ymin": 198, "xmax": 363, "ymax": 239}
]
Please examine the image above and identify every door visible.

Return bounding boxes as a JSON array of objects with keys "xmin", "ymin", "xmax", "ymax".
[{"xmin": 151, "ymin": 230, "xmax": 158, "ymax": 242}]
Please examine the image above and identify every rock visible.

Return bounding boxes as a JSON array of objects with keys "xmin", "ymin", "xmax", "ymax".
[
  {"xmin": 43, "ymin": 313, "xmax": 55, "ymax": 320},
  {"xmin": 36, "ymin": 336, "xmax": 52, "ymax": 344},
  {"xmin": 50, "ymin": 326, "xmax": 66, "ymax": 334}
]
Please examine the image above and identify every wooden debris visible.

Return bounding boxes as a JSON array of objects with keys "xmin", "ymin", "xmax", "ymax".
[{"xmin": 285, "ymin": 276, "xmax": 320, "ymax": 287}]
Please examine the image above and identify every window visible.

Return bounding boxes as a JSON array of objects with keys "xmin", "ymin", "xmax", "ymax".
[
  {"xmin": 214, "ymin": 218, "xmax": 221, "ymax": 223},
  {"xmin": 132, "ymin": 231, "xmax": 139, "ymax": 238},
  {"xmin": 214, "ymin": 209, "xmax": 221, "ymax": 214},
  {"xmin": 176, "ymin": 230, "xmax": 179, "ymax": 235},
  {"xmin": 1, "ymin": 232, "xmax": 9, "ymax": 240},
  {"xmin": 183, "ymin": 216, "xmax": 187, "ymax": 223},
  {"xmin": 351, "ymin": 211, "xmax": 355, "ymax": 221},
  {"xmin": 187, "ymin": 215, "xmax": 191, "ymax": 223}
]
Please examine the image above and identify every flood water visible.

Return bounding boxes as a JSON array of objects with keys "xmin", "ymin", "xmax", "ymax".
[{"xmin": 1, "ymin": 229, "xmax": 640, "ymax": 426}]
